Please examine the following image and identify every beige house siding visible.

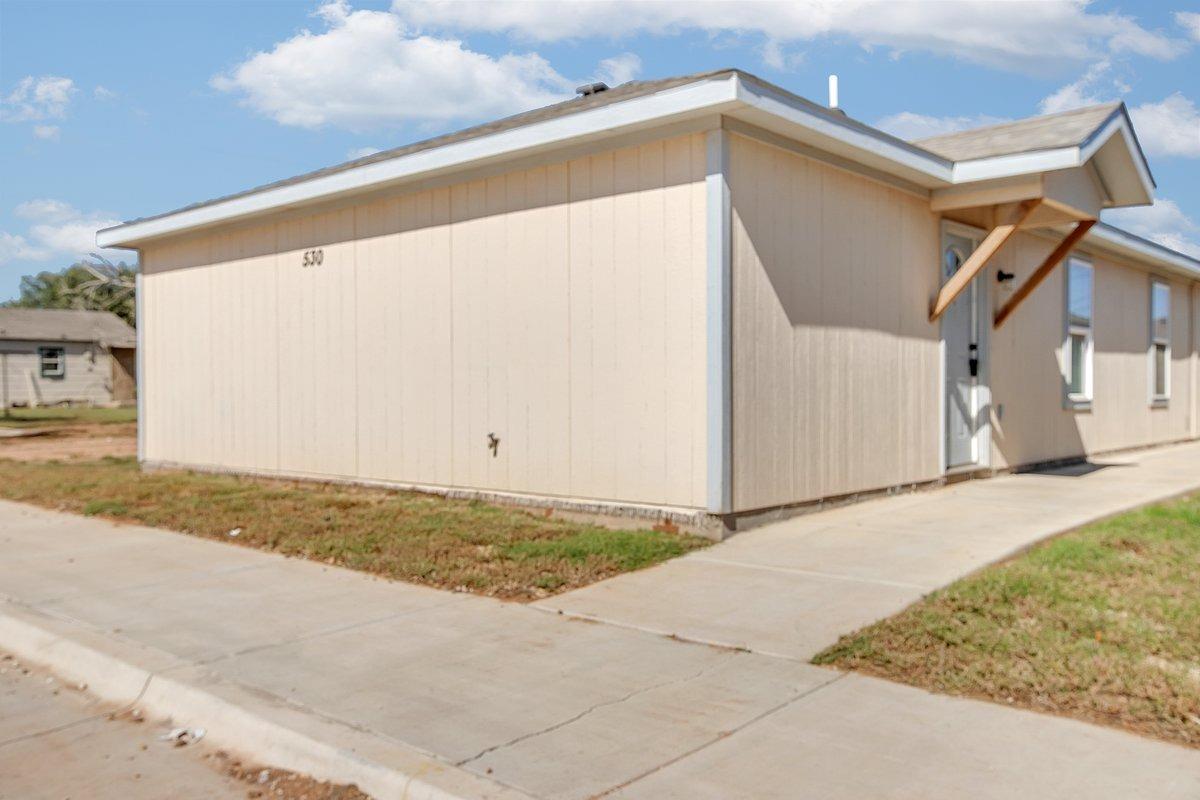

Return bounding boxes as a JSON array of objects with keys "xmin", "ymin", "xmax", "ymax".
[
  {"xmin": 727, "ymin": 132, "xmax": 942, "ymax": 513},
  {"xmin": 1194, "ymin": 282, "xmax": 1200, "ymax": 441},
  {"xmin": 988, "ymin": 232, "xmax": 1196, "ymax": 468},
  {"xmin": 0, "ymin": 340, "xmax": 115, "ymax": 406},
  {"xmin": 141, "ymin": 132, "xmax": 709, "ymax": 509}
]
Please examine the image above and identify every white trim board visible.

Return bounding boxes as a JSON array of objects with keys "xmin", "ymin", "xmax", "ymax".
[
  {"xmin": 101, "ymin": 72, "xmax": 960, "ymax": 249},
  {"xmin": 100, "ymin": 77, "xmax": 745, "ymax": 247},
  {"xmin": 98, "ymin": 70, "xmax": 1188, "ymax": 278},
  {"xmin": 705, "ymin": 128, "xmax": 733, "ymax": 514}
]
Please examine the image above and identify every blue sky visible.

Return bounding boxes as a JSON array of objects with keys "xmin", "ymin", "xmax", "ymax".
[{"xmin": 2, "ymin": 0, "xmax": 1198, "ymax": 301}]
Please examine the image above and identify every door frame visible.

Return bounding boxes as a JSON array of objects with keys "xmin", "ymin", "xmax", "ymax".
[{"xmin": 938, "ymin": 219, "xmax": 993, "ymax": 475}]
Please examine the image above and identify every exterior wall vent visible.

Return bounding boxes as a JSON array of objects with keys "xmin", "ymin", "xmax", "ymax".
[{"xmin": 576, "ymin": 82, "xmax": 610, "ymax": 97}]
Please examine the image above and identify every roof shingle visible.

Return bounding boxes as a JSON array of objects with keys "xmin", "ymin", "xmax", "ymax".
[
  {"xmin": 0, "ymin": 308, "xmax": 136, "ymax": 348},
  {"xmin": 914, "ymin": 103, "xmax": 1123, "ymax": 161}
]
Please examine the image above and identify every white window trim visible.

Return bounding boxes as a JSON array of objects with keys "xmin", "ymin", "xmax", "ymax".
[
  {"xmin": 1149, "ymin": 278, "xmax": 1171, "ymax": 406},
  {"xmin": 1063, "ymin": 258, "xmax": 1094, "ymax": 410},
  {"xmin": 39, "ymin": 346, "xmax": 66, "ymax": 379}
]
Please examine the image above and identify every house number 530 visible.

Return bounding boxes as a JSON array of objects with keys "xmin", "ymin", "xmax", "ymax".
[{"xmin": 302, "ymin": 248, "xmax": 324, "ymax": 267}]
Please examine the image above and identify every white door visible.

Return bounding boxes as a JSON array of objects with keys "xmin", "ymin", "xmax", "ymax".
[{"xmin": 943, "ymin": 232, "xmax": 983, "ymax": 469}]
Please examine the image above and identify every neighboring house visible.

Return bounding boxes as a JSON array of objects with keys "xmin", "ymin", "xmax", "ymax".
[
  {"xmin": 0, "ymin": 308, "xmax": 137, "ymax": 407},
  {"xmin": 98, "ymin": 69, "xmax": 1199, "ymax": 534}
]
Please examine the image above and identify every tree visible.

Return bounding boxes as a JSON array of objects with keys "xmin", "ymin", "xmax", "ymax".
[{"xmin": 3, "ymin": 256, "xmax": 137, "ymax": 327}]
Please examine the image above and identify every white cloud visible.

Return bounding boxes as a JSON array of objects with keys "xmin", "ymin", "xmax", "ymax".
[
  {"xmin": 760, "ymin": 39, "xmax": 804, "ymax": 71},
  {"xmin": 94, "ymin": 85, "xmax": 117, "ymax": 101},
  {"xmin": 876, "ymin": 111, "xmax": 1010, "ymax": 141},
  {"xmin": 211, "ymin": 0, "xmax": 587, "ymax": 131},
  {"xmin": 0, "ymin": 232, "xmax": 47, "ymax": 263},
  {"xmin": 1038, "ymin": 63, "xmax": 1200, "ymax": 158},
  {"xmin": 595, "ymin": 53, "xmax": 641, "ymax": 86},
  {"xmin": 0, "ymin": 75, "xmax": 76, "ymax": 122},
  {"xmin": 32, "ymin": 125, "xmax": 60, "ymax": 141},
  {"xmin": 1130, "ymin": 93, "xmax": 1200, "ymax": 158},
  {"xmin": 1176, "ymin": 11, "xmax": 1200, "ymax": 42},
  {"xmin": 393, "ymin": 0, "xmax": 1187, "ymax": 72},
  {"xmin": 346, "ymin": 145, "xmax": 381, "ymax": 160},
  {"xmin": 1105, "ymin": 199, "xmax": 1200, "ymax": 258},
  {"xmin": 1038, "ymin": 60, "xmax": 1117, "ymax": 114},
  {"xmin": 0, "ymin": 200, "xmax": 124, "ymax": 266}
]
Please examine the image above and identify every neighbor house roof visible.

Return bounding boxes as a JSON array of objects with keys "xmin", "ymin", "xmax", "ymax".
[
  {"xmin": 98, "ymin": 68, "xmax": 1183, "ymax": 274},
  {"xmin": 0, "ymin": 308, "xmax": 136, "ymax": 348}
]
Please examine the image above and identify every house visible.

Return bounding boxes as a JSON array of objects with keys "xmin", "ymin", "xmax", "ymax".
[
  {"xmin": 0, "ymin": 308, "xmax": 137, "ymax": 407},
  {"xmin": 97, "ymin": 69, "xmax": 1199, "ymax": 534}
]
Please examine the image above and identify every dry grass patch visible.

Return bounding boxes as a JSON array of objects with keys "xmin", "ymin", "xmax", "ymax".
[
  {"xmin": 814, "ymin": 492, "xmax": 1200, "ymax": 748},
  {"xmin": 0, "ymin": 457, "xmax": 708, "ymax": 600},
  {"xmin": 0, "ymin": 406, "xmax": 137, "ymax": 428}
]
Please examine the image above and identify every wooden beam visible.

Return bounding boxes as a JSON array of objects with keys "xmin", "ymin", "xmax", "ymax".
[
  {"xmin": 929, "ymin": 199, "xmax": 1041, "ymax": 322},
  {"xmin": 993, "ymin": 218, "xmax": 1095, "ymax": 329}
]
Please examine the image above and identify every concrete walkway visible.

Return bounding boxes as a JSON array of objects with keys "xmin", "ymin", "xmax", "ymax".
[
  {"xmin": 541, "ymin": 442, "xmax": 1200, "ymax": 659},
  {"xmin": 2, "ymin": 442, "xmax": 1199, "ymax": 798}
]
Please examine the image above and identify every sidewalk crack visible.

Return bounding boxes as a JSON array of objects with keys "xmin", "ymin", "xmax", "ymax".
[
  {"xmin": 455, "ymin": 658, "xmax": 729, "ymax": 768},
  {"xmin": 0, "ymin": 671, "xmax": 153, "ymax": 750},
  {"xmin": 589, "ymin": 671, "xmax": 848, "ymax": 798}
]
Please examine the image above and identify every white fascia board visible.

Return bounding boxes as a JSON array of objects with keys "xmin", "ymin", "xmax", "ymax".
[
  {"xmin": 98, "ymin": 77, "xmax": 743, "ymax": 248},
  {"xmin": 951, "ymin": 114, "xmax": 1155, "ymax": 204},
  {"xmin": 732, "ymin": 76, "xmax": 954, "ymax": 185},
  {"xmin": 952, "ymin": 147, "xmax": 1082, "ymax": 183},
  {"xmin": 1088, "ymin": 224, "xmax": 1200, "ymax": 280}
]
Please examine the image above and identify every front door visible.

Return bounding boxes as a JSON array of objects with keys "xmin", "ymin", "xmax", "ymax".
[{"xmin": 942, "ymin": 231, "xmax": 984, "ymax": 469}]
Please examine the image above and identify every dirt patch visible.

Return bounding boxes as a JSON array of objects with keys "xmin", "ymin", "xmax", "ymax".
[
  {"xmin": 0, "ymin": 422, "xmax": 136, "ymax": 461},
  {"xmin": 206, "ymin": 752, "xmax": 372, "ymax": 800}
]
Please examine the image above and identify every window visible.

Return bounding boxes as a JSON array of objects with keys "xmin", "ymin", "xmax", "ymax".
[
  {"xmin": 39, "ymin": 346, "xmax": 65, "ymax": 379},
  {"xmin": 1063, "ymin": 259, "xmax": 1093, "ymax": 405},
  {"xmin": 1150, "ymin": 280, "xmax": 1170, "ymax": 404}
]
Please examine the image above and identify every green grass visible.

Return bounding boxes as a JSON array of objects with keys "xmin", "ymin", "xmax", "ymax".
[
  {"xmin": 0, "ymin": 406, "xmax": 137, "ymax": 428},
  {"xmin": 814, "ymin": 492, "xmax": 1200, "ymax": 748},
  {"xmin": 0, "ymin": 456, "xmax": 708, "ymax": 600}
]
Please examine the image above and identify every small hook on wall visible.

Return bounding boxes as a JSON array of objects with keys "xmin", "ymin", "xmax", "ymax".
[{"xmin": 487, "ymin": 432, "xmax": 500, "ymax": 457}]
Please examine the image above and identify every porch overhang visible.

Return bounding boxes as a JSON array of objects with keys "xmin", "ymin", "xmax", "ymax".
[
  {"xmin": 929, "ymin": 161, "xmax": 1106, "ymax": 322},
  {"xmin": 928, "ymin": 166, "xmax": 1109, "ymax": 325}
]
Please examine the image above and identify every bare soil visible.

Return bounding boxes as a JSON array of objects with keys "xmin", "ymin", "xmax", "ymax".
[
  {"xmin": 208, "ymin": 751, "xmax": 371, "ymax": 799},
  {"xmin": 0, "ymin": 422, "xmax": 136, "ymax": 461}
]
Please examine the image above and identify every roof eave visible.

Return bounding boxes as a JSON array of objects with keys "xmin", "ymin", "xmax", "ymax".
[
  {"xmin": 949, "ymin": 110, "xmax": 1155, "ymax": 208},
  {"xmin": 98, "ymin": 72, "xmax": 961, "ymax": 249},
  {"xmin": 1088, "ymin": 222, "xmax": 1200, "ymax": 279},
  {"xmin": 98, "ymin": 75, "xmax": 746, "ymax": 248}
]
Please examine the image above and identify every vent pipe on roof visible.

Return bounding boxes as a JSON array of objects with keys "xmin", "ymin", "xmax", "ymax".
[
  {"xmin": 828, "ymin": 74, "xmax": 839, "ymax": 110},
  {"xmin": 576, "ymin": 82, "xmax": 609, "ymax": 97}
]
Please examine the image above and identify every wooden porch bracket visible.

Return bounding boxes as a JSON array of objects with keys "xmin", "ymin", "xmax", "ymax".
[
  {"xmin": 993, "ymin": 218, "xmax": 1096, "ymax": 329},
  {"xmin": 929, "ymin": 199, "xmax": 1041, "ymax": 322}
]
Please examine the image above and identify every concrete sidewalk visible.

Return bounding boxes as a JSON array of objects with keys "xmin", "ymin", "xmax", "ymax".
[
  {"xmin": 541, "ymin": 442, "xmax": 1200, "ymax": 659},
  {"xmin": 2, "ymin": 442, "xmax": 1200, "ymax": 798}
]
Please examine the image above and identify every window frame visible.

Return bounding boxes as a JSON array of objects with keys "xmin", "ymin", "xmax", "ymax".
[
  {"xmin": 38, "ymin": 346, "xmax": 66, "ymax": 380},
  {"xmin": 1062, "ymin": 257, "xmax": 1094, "ymax": 410},
  {"xmin": 1149, "ymin": 279, "xmax": 1171, "ymax": 406}
]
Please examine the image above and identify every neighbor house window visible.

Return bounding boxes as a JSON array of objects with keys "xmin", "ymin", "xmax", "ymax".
[
  {"xmin": 1064, "ymin": 259, "xmax": 1093, "ymax": 405},
  {"xmin": 39, "ymin": 346, "xmax": 65, "ymax": 379},
  {"xmin": 1150, "ymin": 280, "xmax": 1171, "ymax": 404}
]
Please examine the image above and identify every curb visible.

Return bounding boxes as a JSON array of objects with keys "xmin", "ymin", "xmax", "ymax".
[{"xmin": 0, "ymin": 604, "xmax": 534, "ymax": 800}]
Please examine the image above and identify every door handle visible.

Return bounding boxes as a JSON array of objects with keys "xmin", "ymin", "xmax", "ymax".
[{"xmin": 968, "ymin": 343, "xmax": 979, "ymax": 378}]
